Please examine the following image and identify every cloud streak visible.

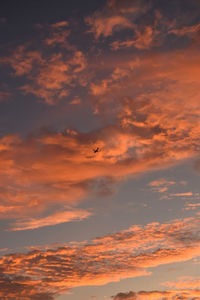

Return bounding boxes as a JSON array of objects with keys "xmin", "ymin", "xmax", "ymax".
[{"xmin": 8, "ymin": 209, "xmax": 92, "ymax": 231}]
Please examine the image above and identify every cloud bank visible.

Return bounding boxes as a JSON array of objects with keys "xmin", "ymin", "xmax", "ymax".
[{"xmin": 0, "ymin": 216, "xmax": 200, "ymax": 298}]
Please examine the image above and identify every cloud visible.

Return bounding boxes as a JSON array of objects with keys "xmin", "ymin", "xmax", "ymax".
[
  {"xmin": 8, "ymin": 209, "xmax": 92, "ymax": 231},
  {"xmin": 20, "ymin": 50, "xmax": 86, "ymax": 104},
  {"xmin": 0, "ymin": 1, "xmax": 200, "ymax": 231},
  {"xmin": 86, "ymin": 0, "xmax": 200, "ymax": 54},
  {"xmin": 112, "ymin": 276, "xmax": 200, "ymax": 300},
  {"xmin": 112, "ymin": 289, "xmax": 200, "ymax": 300},
  {"xmin": 44, "ymin": 21, "xmax": 70, "ymax": 47},
  {"xmin": 86, "ymin": 15, "xmax": 134, "ymax": 39},
  {"xmin": 111, "ymin": 25, "xmax": 156, "ymax": 50},
  {"xmin": 0, "ymin": 24, "xmax": 86, "ymax": 104},
  {"xmin": 1, "ymin": 42, "xmax": 200, "ymax": 228},
  {"xmin": 110, "ymin": 11, "xmax": 167, "ymax": 51},
  {"xmin": 169, "ymin": 23, "xmax": 200, "ymax": 38},
  {"xmin": 85, "ymin": 0, "xmax": 149, "ymax": 39},
  {"xmin": 163, "ymin": 276, "xmax": 200, "ymax": 289},
  {"xmin": 69, "ymin": 97, "xmax": 81, "ymax": 105},
  {"xmin": 171, "ymin": 192, "xmax": 194, "ymax": 197},
  {"xmin": 148, "ymin": 178, "xmax": 176, "ymax": 193},
  {"xmin": 184, "ymin": 203, "xmax": 200, "ymax": 211},
  {"xmin": 0, "ymin": 217, "xmax": 200, "ymax": 298},
  {"xmin": 50, "ymin": 21, "xmax": 69, "ymax": 29}
]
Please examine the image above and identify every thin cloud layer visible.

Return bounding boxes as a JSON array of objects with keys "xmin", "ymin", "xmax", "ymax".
[
  {"xmin": 163, "ymin": 276, "xmax": 200, "ymax": 289},
  {"xmin": 0, "ymin": 216, "xmax": 200, "ymax": 299}
]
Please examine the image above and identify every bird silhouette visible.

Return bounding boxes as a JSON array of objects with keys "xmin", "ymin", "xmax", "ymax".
[{"xmin": 93, "ymin": 147, "xmax": 100, "ymax": 153}]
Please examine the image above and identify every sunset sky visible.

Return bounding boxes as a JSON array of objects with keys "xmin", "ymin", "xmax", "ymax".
[{"xmin": 0, "ymin": 0, "xmax": 200, "ymax": 299}]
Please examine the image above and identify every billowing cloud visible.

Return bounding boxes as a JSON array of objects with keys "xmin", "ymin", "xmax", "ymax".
[
  {"xmin": 85, "ymin": 0, "xmax": 146, "ymax": 39},
  {"xmin": 0, "ymin": 216, "xmax": 200, "ymax": 298},
  {"xmin": 21, "ymin": 50, "xmax": 86, "ymax": 104},
  {"xmin": 0, "ymin": 0, "xmax": 200, "ymax": 233},
  {"xmin": 0, "ymin": 90, "xmax": 199, "ymax": 229},
  {"xmin": 1, "ymin": 44, "xmax": 200, "ymax": 228},
  {"xmin": 0, "ymin": 24, "xmax": 86, "ymax": 104}
]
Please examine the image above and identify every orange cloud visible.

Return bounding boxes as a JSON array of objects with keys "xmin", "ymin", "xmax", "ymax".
[
  {"xmin": 111, "ymin": 25, "xmax": 156, "ymax": 50},
  {"xmin": 1, "ymin": 43, "xmax": 200, "ymax": 228},
  {"xmin": 0, "ymin": 217, "xmax": 200, "ymax": 298},
  {"xmin": 86, "ymin": 15, "xmax": 133, "ymax": 39},
  {"xmin": 0, "ymin": 9, "xmax": 200, "ymax": 231},
  {"xmin": 184, "ymin": 202, "xmax": 200, "ymax": 211},
  {"xmin": 8, "ymin": 209, "xmax": 92, "ymax": 231},
  {"xmin": 20, "ymin": 49, "xmax": 86, "ymax": 104},
  {"xmin": 0, "ymin": 25, "xmax": 86, "ymax": 104},
  {"xmin": 85, "ymin": 0, "xmax": 150, "ymax": 39},
  {"xmin": 112, "ymin": 277, "xmax": 200, "ymax": 300},
  {"xmin": 42, "ymin": 21, "xmax": 71, "ymax": 48},
  {"xmin": 110, "ymin": 11, "xmax": 167, "ymax": 51},
  {"xmin": 169, "ymin": 23, "xmax": 200, "ymax": 38},
  {"xmin": 171, "ymin": 192, "xmax": 194, "ymax": 197},
  {"xmin": 148, "ymin": 178, "xmax": 176, "ymax": 193},
  {"xmin": 112, "ymin": 289, "xmax": 200, "ymax": 300}
]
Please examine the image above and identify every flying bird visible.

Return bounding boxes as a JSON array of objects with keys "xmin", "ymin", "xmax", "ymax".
[{"xmin": 93, "ymin": 147, "xmax": 100, "ymax": 153}]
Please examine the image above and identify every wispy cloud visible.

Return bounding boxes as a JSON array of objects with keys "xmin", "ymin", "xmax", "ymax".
[
  {"xmin": 8, "ymin": 209, "xmax": 92, "ymax": 231},
  {"xmin": 148, "ymin": 178, "xmax": 176, "ymax": 193}
]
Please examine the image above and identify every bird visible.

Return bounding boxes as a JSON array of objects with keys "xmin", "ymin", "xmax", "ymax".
[{"xmin": 93, "ymin": 147, "xmax": 100, "ymax": 153}]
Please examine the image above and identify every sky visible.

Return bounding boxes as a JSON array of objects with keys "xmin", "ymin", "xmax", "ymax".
[{"xmin": 0, "ymin": 0, "xmax": 200, "ymax": 299}]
